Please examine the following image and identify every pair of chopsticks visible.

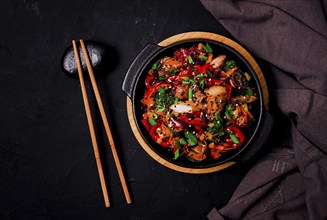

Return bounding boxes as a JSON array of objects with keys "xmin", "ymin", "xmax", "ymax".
[{"xmin": 72, "ymin": 39, "xmax": 131, "ymax": 207}]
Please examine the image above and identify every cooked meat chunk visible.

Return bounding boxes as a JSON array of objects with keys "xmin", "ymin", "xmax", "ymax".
[
  {"xmin": 189, "ymin": 83, "xmax": 206, "ymax": 104},
  {"xmin": 173, "ymin": 84, "xmax": 189, "ymax": 100},
  {"xmin": 193, "ymin": 89, "xmax": 206, "ymax": 104},
  {"xmin": 232, "ymin": 95, "xmax": 257, "ymax": 104},
  {"xmin": 170, "ymin": 101, "xmax": 193, "ymax": 114},
  {"xmin": 169, "ymin": 100, "xmax": 205, "ymax": 114},
  {"xmin": 161, "ymin": 57, "xmax": 182, "ymax": 71},
  {"xmin": 210, "ymin": 55, "xmax": 226, "ymax": 69},
  {"xmin": 205, "ymin": 86, "xmax": 227, "ymax": 120}
]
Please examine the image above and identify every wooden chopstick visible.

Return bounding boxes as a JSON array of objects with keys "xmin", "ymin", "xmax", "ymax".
[
  {"xmin": 79, "ymin": 39, "xmax": 132, "ymax": 204},
  {"xmin": 72, "ymin": 40, "xmax": 110, "ymax": 208}
]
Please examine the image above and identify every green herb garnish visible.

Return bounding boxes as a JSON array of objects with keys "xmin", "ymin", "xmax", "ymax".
[
  {"xmin": 200, "ymin": 79, "xmax": 205, "ymax": 89},
  {"xmin": 148, "ymin": 118, "xmax": 157, "ymax": 126},
  {"xmin": 170, "ymin": 68, "xmax": 180, "ymax": 75},
  {"xmin": 199, "ymin": 55, "xmax": 208, "ymax": 61},
  {"xmin": 174, "ymin": 149, "xmax": 180, "ymax": 160},
  {"xmin": 182, "ymin": 77, "xmax": 190, "ymax": 84},
  {"xmin": 203, "ymin": 43, "xmax": 213, "ymax": 53},
  {"xmin": 188, "ymin": 55, "xmax": 193, "ymax": 64},
  {"xmin": 155, "ymin": 86, "xmax": 174, "ymax": 112},
  {"xmin": 179, "ymin": 138, "xmax": 187, "ymax": 145},
  {"xmin": 158, "ymin": 74, "xmax": 166, "ymax": 80},
  {"xmin": 152, "ymin": 62, "xmax": 160, "ymax": 70},
  {"xmin": 206, "ymin": 70, "xmax": 212, "ymax": 78},
  {"xmin": 246, "ymin": 87, "xmax": 253, "ymax": 96},
  {"xmin": 188, "ymin": 88, "xmax": 193, "ymax": 100},
  {"xmin": 230, "ymin": 134, "xmax": 239, "ymax": 144},
  {"xmin": 224, "ymin": 60, "xmax": 236, "ymax": 71},
  {"xmin": 184, "ymin": 132, "xmax": 197, "ymax": 146}
]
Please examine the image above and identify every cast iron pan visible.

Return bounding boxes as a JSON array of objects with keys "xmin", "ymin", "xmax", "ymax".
[{"xmin": 122, "ymin": 32, "xmax": 273, "ymax": 173}]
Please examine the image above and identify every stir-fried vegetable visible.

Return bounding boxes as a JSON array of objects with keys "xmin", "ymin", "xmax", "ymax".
[{"xmin": 141, "ymin": 43, "xmax": 257, "ymax": 162}]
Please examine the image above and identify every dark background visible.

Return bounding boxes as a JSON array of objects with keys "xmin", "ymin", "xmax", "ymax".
[{"xmin": 0, "ymin": 1, "xmax": 260, "ymax": 219}]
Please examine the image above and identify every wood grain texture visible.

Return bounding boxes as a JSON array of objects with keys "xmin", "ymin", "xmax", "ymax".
[
  {"xmin": 127, "ymin": 32, "xmax": 269, "ymax": 174},
  {"xmin": 80, "ymin": 40, "xmax": 132, "ymax": 204},
  {"xmin": 72, "ymin": 40, "xmax": 110, "ymax": 207}
]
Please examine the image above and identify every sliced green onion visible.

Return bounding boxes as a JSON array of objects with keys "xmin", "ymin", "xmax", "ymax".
[
  {"xmin": 151, "ymin": 112, "xmax": 158, "ymax": 119},
  {"xmin": 182, "ymin": 76, "xmax": 190, "ymax": 84},
  {"xmin": 174, "ymin": 149, "xmax": 180, "ymax": 160},
  {"xmin": 148, "ymin": 118, "xmax": 157, "ymax": 126},
  {"xmin": 190, "ymin": 79, "xmax": 198, "ymax": 83},
  {"xmin": 194, "ymin": 73, "xmax": 206, "ymax": 79},
  {"xmin": 225, "ymin": 111, "xmax": 231, "ymax": 120},
  {"xmin": 170, "ymin": 68, "xmax": 179, "ymax": 75},
  {"xmin": 157, "ymin": 106, "xmax": 166, "ymax": 112},
  {"xmin": 179, "ymin": 138, "xmax": 187, "ymax": 145},
  {"xmin": 175, "ymin": 141, "xmax": 182, "ymax": 149},
  {"xmin": 199, "ymin": 55, "xmax": 208, "ymax": 61},
  {"xmin": 203, "ymin": 43, "xmax": 213, "ymax": 53},
  {"xmin": 188, "ymin": 88, "xmax": 193, "ymax": 100},
  {"xmin": 152, "ymin": 62, "xmax": 159, "ymax": 70},
  {"xmin": 188, "ymin": 55, "xmax": 193, "ymax": 64},
  {"xmin": 246, "ymin": 87, "xmax": 253, "ymax": 96},
  {"xmin": 230, "ymin": 134, "xmax": 240, "ymax": 144},
  {"xmin": 200, "ymin": 79, "xmax": 205, "ymax": 89},
  {"xmin": 158, "ymin": 86, "xmax": 165, "ymax": 96},
  {"xmin": 206, "ymin": 70, "xmax": 212, "ymax": 78},
  {"xmin": 158, "ymin": 74, "xmax": 166, "ymax": 80},
  {"xmin": 174, "ymin": 97, "xmax": 179, "ymax": 103},
  {"xmin": 173, "ymin": 142, "xmax": 181, "ymax": 160},
  {"xmin": 185, "ymin": 132, "xmax": 197, "ymax": 146},
  {"xmin": 215, "ymin": 113, "xmax": 222, "ymax": 121}
]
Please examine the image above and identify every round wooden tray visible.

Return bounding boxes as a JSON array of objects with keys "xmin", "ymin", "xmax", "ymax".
[{"xmin": 126, "ymin": 32, "xmax": 269, "ymax": 174}]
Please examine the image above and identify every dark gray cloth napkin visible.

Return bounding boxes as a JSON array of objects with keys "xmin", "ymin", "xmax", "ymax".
[{"xmin": 200, "ymin": 0, "xmax": 327, "ymax": 219}]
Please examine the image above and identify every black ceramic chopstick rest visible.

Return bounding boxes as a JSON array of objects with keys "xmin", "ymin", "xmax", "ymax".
[{"xmin": 61, "ymin": 41, "xmax": 118, "ymax": 79}]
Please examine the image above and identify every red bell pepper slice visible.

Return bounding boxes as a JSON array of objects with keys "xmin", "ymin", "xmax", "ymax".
[
  {"xmin": 174, "ymin": 51, "xmax": 182, "ymax": 60},
  {"xmin": 225, "ymin": 125, "xmax": 245, "ymax": 147},
  {"xmin": 179, "ymin": 113, "xmax": 206, "ymax": 134},
  {"xmin": 149, "ymin": 123, "xmax": 171, "ymax": 147},
  {"xmin": 201, "ymin": 63, "xmax": 213, "ymax": 73},
  {"xmin": 179, "ymin": 66, "xmax": 191, "ymax": 76},
  {"xmin": 145, "ymin": 75, "xmax": 163, "ymax": 89},
  {"xmin": 205, "ymin": 78, "xmax": 224, "ymax": 86},
  {"xmin": 167, "ymin": 73, "xmax": 193, "ymax": 86},
  {"xmin": 225, "ymin": 84, "xmax": 233, "ymax": 100},
  {"xmin": 167, "ymin": 75, "xmax": 182, "ymax": 86},
  {"xmin": 143, "ymin": 87, "xmax": 155, "ymax": 100},
  {"xmin": 192, "ymin": 64, "xmax": 202, "ymax": 75},
  {"xmin": 141, "ymin": 117, "xmax": 151, "ymax": 132},
  {"xmin": 192, "ymin": 63, "xmax": 213, "ymax": 76}
]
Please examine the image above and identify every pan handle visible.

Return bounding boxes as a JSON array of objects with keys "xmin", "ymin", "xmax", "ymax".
[{"xmin": 122, "ymin": 43, "xmax": 162, "ymax": 98}]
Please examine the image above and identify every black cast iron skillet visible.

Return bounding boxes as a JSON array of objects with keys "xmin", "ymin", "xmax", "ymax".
[{"xmin": 122, "ymin": 39, "xmax": 272, "ymax": 170}]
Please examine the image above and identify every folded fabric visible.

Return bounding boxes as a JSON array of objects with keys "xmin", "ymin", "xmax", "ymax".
[{"xmin": 200, "ymin": 0, "xmax": 327, "ymax": 219}]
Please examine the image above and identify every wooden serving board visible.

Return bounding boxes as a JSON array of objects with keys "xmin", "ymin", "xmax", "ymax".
[{"xmin": 126, "ymin": 32, "xmax": 269, "ymax": 174}]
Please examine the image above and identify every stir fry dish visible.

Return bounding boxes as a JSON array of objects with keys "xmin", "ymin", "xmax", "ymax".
[{"xmin": 140, "ymin": 42, "xmax": 258, "ymax": 162}]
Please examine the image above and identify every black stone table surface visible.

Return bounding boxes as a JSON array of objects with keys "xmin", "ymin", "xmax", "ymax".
[{"xmin": 0, "ymin": 1, "xmax": 266, "ymax": 219}]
